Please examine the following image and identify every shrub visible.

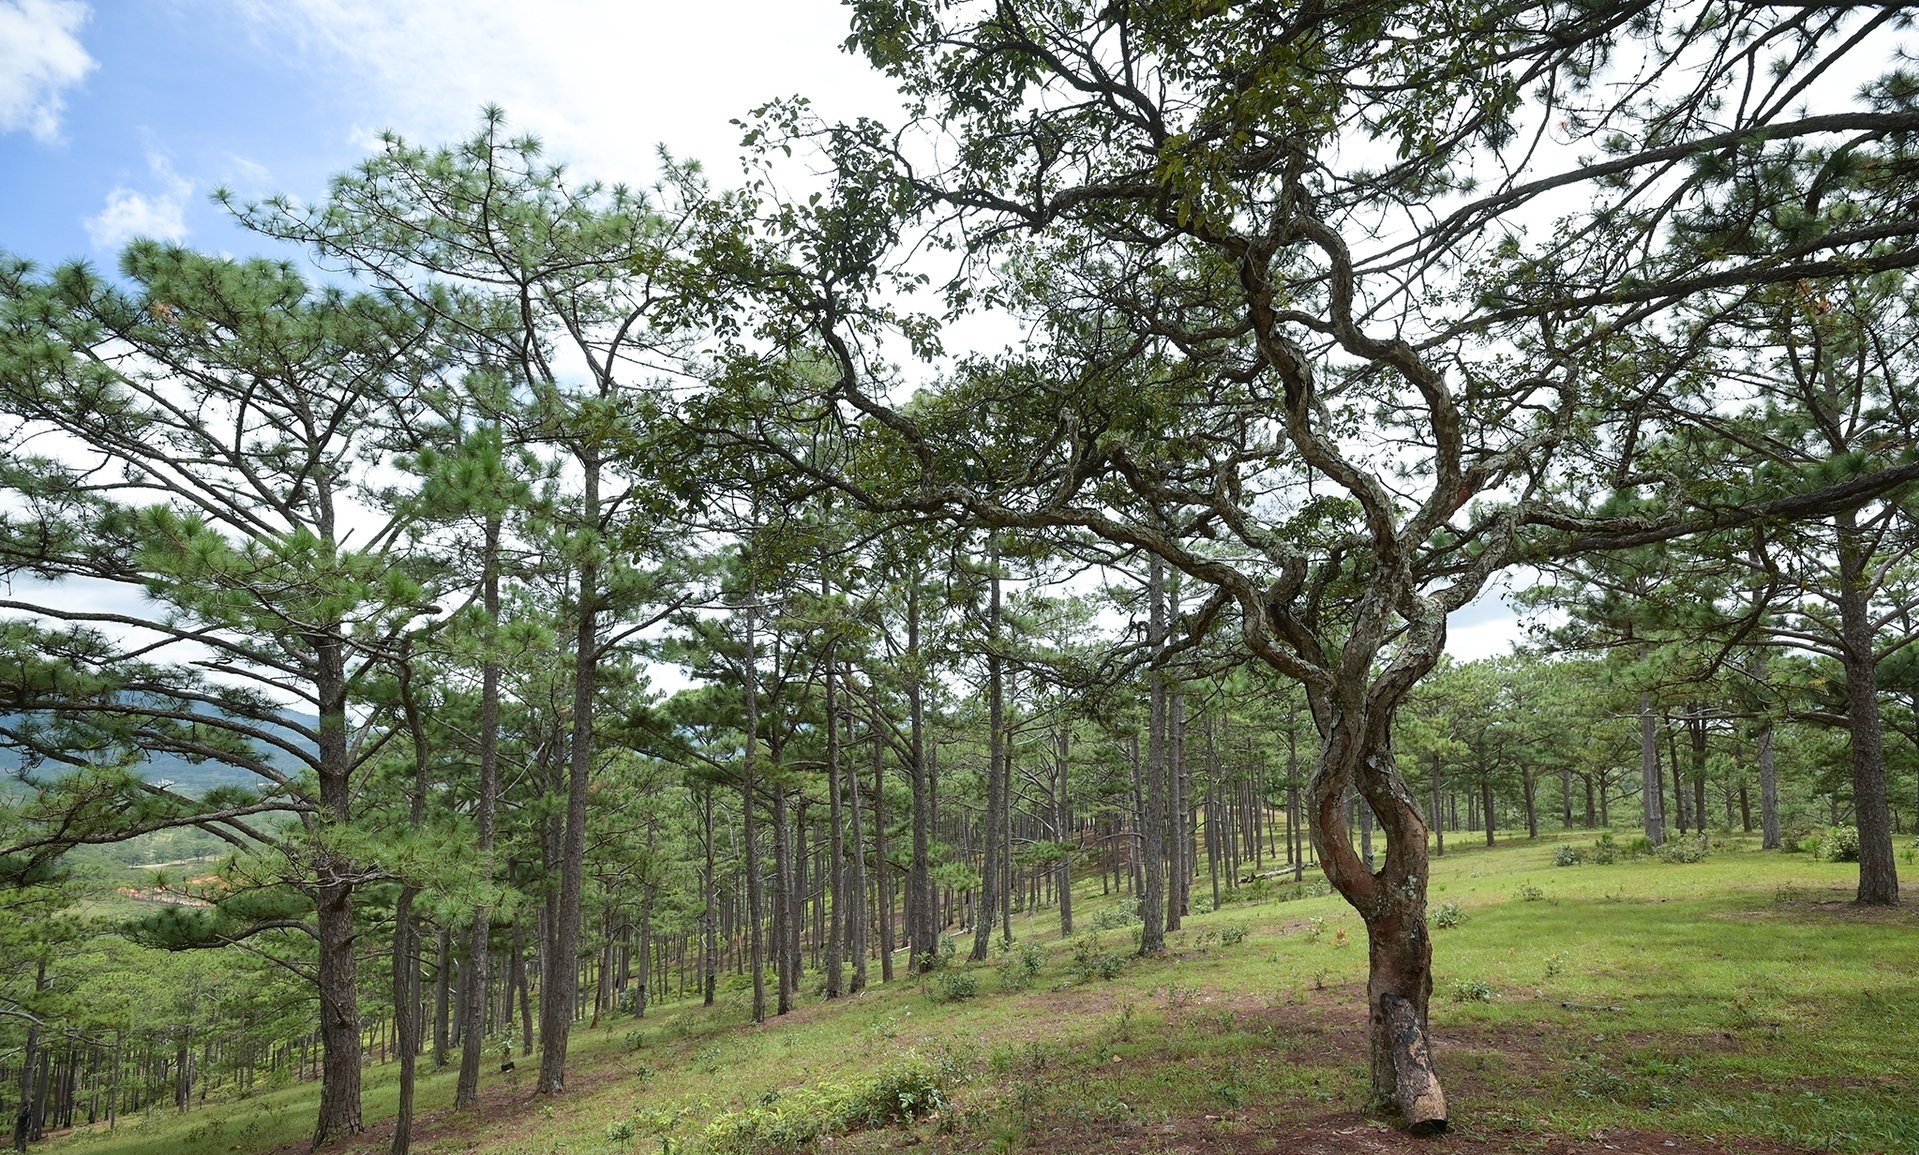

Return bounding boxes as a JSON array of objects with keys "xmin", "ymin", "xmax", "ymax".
[
  {"xmin": 1219, "ymin": 925, "xmax": 1247, "ymax": 946},
  {"xmin": 1090, "ymin": 899, "xmax": 1142, "ymax": 930},
  {"xmin": 1553, "ymin": 845, "xmax": 1582, "ymax": 867},
  {"xmin": 1449, "ymin": 979, "xmax": 1494, "ymax": 1003},
  {"xmin": 1816, "ymin": 825, "xmax": 1861, "ymax": 863},
  {"xmin": 1067, "ymin": 934, "xmax": 1126, "ymax": 983},
  {"xmin": 1589, "ymin": 832, "xmax": 1617, "ymax": 864},
  {"xmin": 702, "ymin": 1065, "xmax": 947, "ymax": 1155},
  {"xmin": 1656, "ymin": 833, "xmax": 1711, "ymax": 863},
  {"xmin": 928, "ymin": 969, "xmax": 980, "ymax": 1003},
  {"xmin": 997, "ymin": 943, "xmax": 1044, "ymax": 992},
  {"xmin": 1429, "ymin": 902, "xmax": 1466, "ymax": 929},
  {"xmin": 1515, "ymin": 883, "xmax": 1545, "ymax": 901},
  {"xmin": 1780, "ymin": 820, "xmax": 1819, "ymax": 853}
]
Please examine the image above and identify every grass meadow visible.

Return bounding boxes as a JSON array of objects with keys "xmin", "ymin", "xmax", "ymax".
[{"xmin": 43, "ymin": 831, "xmax": 1919, "ymax": 1155}]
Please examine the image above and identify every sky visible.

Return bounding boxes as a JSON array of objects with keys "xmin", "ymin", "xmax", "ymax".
[
  {"xmin": 0, "ymin": 0, "xmax": 902, "ymax": 265},
  {"xmin": 0, "ymin": 0, "xmax": 1527, "ymax": 661}
]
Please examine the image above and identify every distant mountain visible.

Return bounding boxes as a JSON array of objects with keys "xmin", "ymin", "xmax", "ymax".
[{"xmin": 0, "ymin": 709, "xmax": 317, "ymax": 797}]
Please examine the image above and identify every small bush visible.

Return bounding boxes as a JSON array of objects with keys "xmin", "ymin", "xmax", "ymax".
[
  {"xmin": 1515, "ymin": 883, "xmax": 1545, "ymax": 902},
  {"xmin": 1780, "ymin": 820, "xmax": 1819, "ymax": 853},
  {"xmin": 1219, "ymin": 925, "xmax": 1247, "ymax": 946},
  {"xmin": 1553, "ymin": 845, "xmax": 1582, "ymax": 867},
  {"xmin": 1816, "ymin": 825, "xmax": 1861, "ymax": 863},
  {"xmin": 1626, "ymin": 835, "xmax": 1653, "ymax": 858},
  {"xmin": 702, "ymin": 1065, "xmax": 947, "ymax": 1155},
  {"xmin": 1067, "ymin": 934, "xmax": 1126, "ymax": 983},
  {"xmin": 1090, "ymin": 899, "xmax": 1142, "ymax": 930},
  {"xmin": 1429, "ymin": 902, "xmax": 1466, "ymax": 929},
  {"xmin": 1449, "ymin": 979, "xmax": 1494, "ymax": 1003},
  {"xmin": 1656, "ymin": 833, "xmax": 1711, "ymax": 864},
  {"xmin": 929, "ymin": 969, "xmax": 980, "ymax": 1003},
  {"xmin": 997, "ymin": 943, "xmax": 1044, "ymax": 991},
  {"xmin": 1589, "ymin": 832, "xmax": 1617, "ymax": 864}
]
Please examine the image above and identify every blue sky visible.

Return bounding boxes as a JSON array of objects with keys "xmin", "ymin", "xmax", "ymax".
[{"xmin": 1, "ymin": 0, "xmax": 899, "ymax": 269}]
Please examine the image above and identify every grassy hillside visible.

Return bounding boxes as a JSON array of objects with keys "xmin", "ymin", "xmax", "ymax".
[{"xmin": 44, "ymin": 832, "xmax": 1919, "ymax": 1155}]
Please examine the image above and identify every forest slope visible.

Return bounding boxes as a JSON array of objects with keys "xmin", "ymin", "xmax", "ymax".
[{"xmin": 44, "ymin": 833, "xmax": 1918, "ymax": 1155}]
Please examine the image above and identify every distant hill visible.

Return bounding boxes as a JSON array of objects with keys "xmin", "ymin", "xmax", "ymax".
[{"xmin": 0, "ymin": 709, "xmax": 317, "ymax": 797}]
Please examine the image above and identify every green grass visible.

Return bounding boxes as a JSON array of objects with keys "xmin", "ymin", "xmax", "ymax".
[{"xmin": 44, "ymin": 831, "xmax": 1919, "ymax": 1155}]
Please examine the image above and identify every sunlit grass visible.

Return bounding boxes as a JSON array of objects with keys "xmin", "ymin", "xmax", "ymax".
[{"xmin": 45, "ymin": 829, "xmax": 1919, "ymax": 1154}]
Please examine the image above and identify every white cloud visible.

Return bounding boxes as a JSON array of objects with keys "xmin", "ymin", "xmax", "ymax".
[
  {"xmin": 0, "ymin": 0, "xmax": 95, "ymax": 142},
  {"xmin": 85, "ymin": 153, "xmax": 193, "ymax": 250},
  {"xmin": 224, "ymin": 153, "xmax": 274, "ymax": 193},
  {"xmin": 232, "ymin": 0, "xmax": 902, "ymax": 184}
]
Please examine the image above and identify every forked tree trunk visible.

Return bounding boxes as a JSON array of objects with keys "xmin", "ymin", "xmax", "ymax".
[{"xmin": 1310, "ymin": 685, "xmax": 1445, "ymax": 1135}]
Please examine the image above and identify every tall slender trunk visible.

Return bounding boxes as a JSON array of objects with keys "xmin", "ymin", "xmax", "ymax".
[
  {"xmin": 701, "ymin": 786, "xmax": 718, "ymax": 1006},
  {"xmin": 1835, "ymin": 513, "xmax": 1900, "ymax": 904},
  {"xmin": 906, "ymin": 581, "xmax": 939, "ymax": 970},
  {"xmin": 742, "ymin": 590, "xmax": 768, "ymax": 1021},
  {"xmin": 1168, "ymin": 672, "xmax": 1187, "ymax": 928},
  {"xmin": 13, "ymin": 961, "xmax": 43, "ymax": 1153},
  {"xmin": 1139, "ymin": 557, "xmax": 1168, "ymax": 955},
  {"xmin": 432, "ymin": 931, "xmax": 451, "ymax": 1069},
  {"xmin": 1639, "ymin": 687, "xmax": 1666, "ymax": 846},
  {"xmin": 846, "ymin": 666, "xmax": 869, "ymax": 993},
  {"xmin": 1056, "ymin": 721, "xmax": 1074, "ymax": 936},
  {"xmin": 1688, "ymin": 706, "xmax": 1709, "ymax": 836},
  {"xmin": 973, "ymin": 553, "xmax": 1006, "ymax": 961},
  {"xmin": 457, "ymin": 515, "xmax": 502, "ymax": 1107},
  {"xmin": 825, "ymin": 632, "xmax": 845, "ymax": 998},
  {"xmin": 872, "ymin": 694, "xmax": 895, "ymax": 983},
  {"xmin": 312, "ymin": 636, "xmax": 363, "ymax": 1148},
  {"xmin": 772, "ymin": 778, "xmax": 795, "ymax": 1015},
  {"xmin": 392, "ymin": 636, "xmax": 433, "ymax": 1155},
  {"xmin": 539, "ymin": 458, "xmax": 600, "ymax": 1093}
]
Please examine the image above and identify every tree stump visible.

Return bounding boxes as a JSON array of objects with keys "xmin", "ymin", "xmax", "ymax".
[{"xmin": 1380, "ymin": 993, "xmax": 1447, "ymax": 1135}]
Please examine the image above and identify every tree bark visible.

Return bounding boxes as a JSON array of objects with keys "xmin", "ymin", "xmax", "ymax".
[
  {"xmin": 539, "ymin": 457, "xmax": 600, "ymax": 1093},
  {"xmin": 1056, "ymin": 721, "xmax": 1074, "ymax": 936},
  {"xmin": 1139, "ymin": 557, "xmax": 1168, "ymax": 955},
  {"xmin": 825, "ymin": 636, "xmax": 845, "ymax": 998},
  {"xmin": 457, "ymin": 515, "xmax": 503, "ymax": 1107},
  {"xmin": 973, "ymin": 552, "xmax": 1007, "ymax": 961},
  {"xmin": 1639, "ymin": 688, "xmax": 1666, "ymax": 846},
  {"xmin": 1835, "ymin": 512, "xmax": 1900, "ymax": 904},
  {"xmin": 312, "ymin": 637, "xmax": 362, "ymax": 1148},
  {"xmin": 906, "ymin": 581, "xmax": 939, "ymax": 971},
  {"xmin": 1380, "ymin": 994, "xmax": 1448, "ymax": 1135},
  {"xmin": 743, "ymin": 591, "xmax": 768, "ymax": 1021}
]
